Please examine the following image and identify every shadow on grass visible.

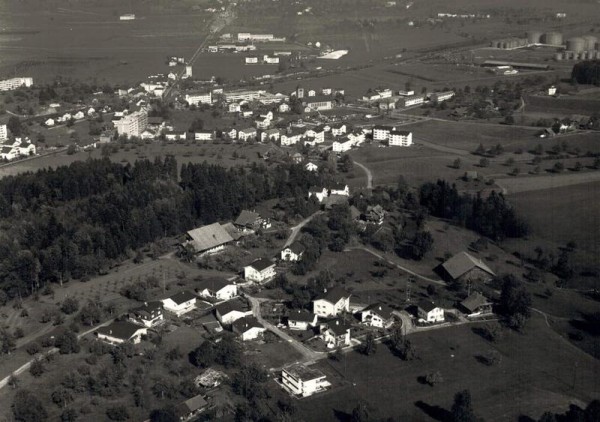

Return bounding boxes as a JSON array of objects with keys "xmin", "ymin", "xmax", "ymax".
[
  {"xmin": 414, "ymin": 400, "xmax": 451, "ymax": 421},
  {"xmin": 333, "ymin": 409, "xmax": 351, "ymax": 422}
]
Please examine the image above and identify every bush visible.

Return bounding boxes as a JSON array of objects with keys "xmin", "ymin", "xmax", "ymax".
[
  {"xmin": 26, "ymin": 342, "xmax": 41, "ymax": 355},
  {"xmin": 29, "ymin": 359, "xmax": 45, "ymax": 377},
  {"xmin": 60, "ymin": 298, "xmax": 79, "ymax": 315}
]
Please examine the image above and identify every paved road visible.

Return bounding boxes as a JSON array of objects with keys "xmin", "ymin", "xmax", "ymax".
[
  {"xmin": 247, "ymin": 296, "xmax": 322, "ymax": 362},
  {"xmin": 0, "ymin": 318, "xmax": 115, "ymax": 390},
  {"xmin": 283, "ymin": 211, "xmax": 322, "ymax": 248},
  {"xmin": 353, "ymin": 160, "xmax": 373, "ymax": 189},
  {"xmin": 347, "ymin": 246, "xmax": 445, "ymax": 286}
]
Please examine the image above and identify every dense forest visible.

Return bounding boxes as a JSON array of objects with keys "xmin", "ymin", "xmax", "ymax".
[
  {"xmin": 0, "ymin": 158, "xmax": 323, "ymax": 299},
  {"xmin": 571, "ymin": 60, "xmax": 600, "ymax": 86},
  {"xmin": 419, "ymin": 180, "xmax": 529, "ymax": 240}
]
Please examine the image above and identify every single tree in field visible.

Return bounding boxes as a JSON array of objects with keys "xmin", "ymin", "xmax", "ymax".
[
  {"xmin": 361, "ymin": 332, "xmax": 377, "ymax": 356},
  {"xmin": 425, "ymin": 370, "xmax": 443, "ymax": 386},
  {"xmin": 351, "ymin": 402, "xmax": 369, "ymax": 422},
  {"xmin": 451, "ymin": 389, "xmax": 478, "ymax": 422},
  {"xmin": 452, "ymin": 158, "xmax": 462, "ymax": 169}
]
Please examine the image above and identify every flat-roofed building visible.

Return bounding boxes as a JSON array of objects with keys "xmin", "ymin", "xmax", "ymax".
[{"xmin": 281, "ymin": 364, "xmax": 331, "ymax": 397}]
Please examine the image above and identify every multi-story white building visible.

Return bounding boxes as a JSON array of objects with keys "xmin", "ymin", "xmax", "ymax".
[
  {"xmin": 238, "ymin": 128, "xmax": 257, "ymax": 142},
  {"xmin": 244, "ymin": 258, "xmax": 276, "ymax": 284},
  {"xmin": 194, "ymin": 130, "xmax": 214, "ymax": 141},
  {"xmin": 185, "ymin": 91, "xmax": 212, "ymax": 105},
  {"xmin": 429, "ymin": 91, "xmax": 455, "ymax": 103},
  {"xmin": 0, "ymin": 77, "xmax": 33, "ymax": 91},
  {"xmin": 417, "ymin": 300, "xmax": 445, "ymax": 323},
  {"xmin": 0, "ymin": 124, "xmax": 7, "ymax": 141},
  {"xmin": 388, "ymin": 130, "xmax": 413, "ymax": 146},
  {"xmin": 161, "ymin": 291, "xmax": 197, "ymax": 317},
  {"xmin": 313, "ymin": 287, "xmax": 351, "ymax": 317},
  {"xmin": 373, "ymin": 125, "xmax": 395, "ymax": 141},
  {"xmin": 399, "ymin": 95, "xmax": 425, "ymax": 107},
  {"xmin": 332, "ymin": 138, "xmax": 355, "ymax": 153},
  {"xmin": 281, "ymin": 364, "xmax": 331, "ymax": 397},
  {"xmin": 224, "ymin": 89, "xmax": 266, "ymax": 102},
  {"xmin": 113, "ymin": 109, "xmax": 148, "ymax": 138}
]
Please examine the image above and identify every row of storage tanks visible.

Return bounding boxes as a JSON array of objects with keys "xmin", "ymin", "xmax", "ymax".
[
  {"xmin": 555, "ymin": 50, "xmax": 600, "ymax": 60},
  {"xmin": 528, "ymin": 31, "xmax": 600, "ymax": 52},
  {"xmin": 491, "ymin": 31, "xmax": 565, "ymax": 49}
]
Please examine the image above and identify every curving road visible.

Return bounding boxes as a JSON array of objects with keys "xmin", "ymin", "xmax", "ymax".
[
  {"xmin": 283, "ymin": 211, "xmax": 323, "ymax": 248},
  {"xmin": 353, "ymin": 160, "xmax": 373, "ymax": 189}
]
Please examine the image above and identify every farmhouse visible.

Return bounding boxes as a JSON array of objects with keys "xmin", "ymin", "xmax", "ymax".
[
  {"xmin": 244, "ymin": 258, "xmax": 276, "ymax": 284},
  {"xmin": 194, "ymin": 130, "xmax": 214, "ymax": 141},
  {"xmin": 96, "ymin": 321, "xmax": 147, "ymax": 345},
  {"xmin": 175, "ymin": 394, "xmax": 208, "ymax": 421},
  {"xmin": 321, "ymin": 319, "xmax": 352, "ymax": 347},
  {"xmin": 161, "ymin": 291, "xmax": 197, "ymax": 316},
  {"xmin": 366, "ymin": 205, "xmax": 385, "ymax": 225},
  {"xmin": 281, "ymin": 241, "xmax": 306, "ymax": 261},
  {"xmin": 439, "ymin": 252, "xmax": 496, "ymax": 284},
  {"xmin": 417, "ymin": 300, "xmax": 445, "ymax": 323},
  {"xmin": 308, "ymin": 186, "xmax": 328, "ymax": 203},
  {"xmin": 183, "ymin": 223, "xmax": 234, "ymax": 255},
  {"xmin": 388, "ymin": 130, "xmax": 413, "ymax": 146},
  {"xmin": 238, "ymin": 128, "xmax": 257, "ymax": 141},
  {"xmin": 234, "ymin": 210, "xmax": 267, "ymax": 232},
  {"xmin": 129, "ymin": 301, "xmax": 164, "ymax": 328},
  {"xmin": 287, "ymin": 310, "xmax": 318, "ymax": 330},
  {"xmin": 232, "ymin": 316, "xmax": 267, "ymax": 341},
  {"xmin": 459, "ymin": 292, "xmax": 493, "ymax": 317},
  {"xmin": 196, "ymin": 277, "xmax": 238, "ymax": 301},
  {"xmin": 313, "ymin": 287, "xmax": 351, "ymax": 317},
  {"xmin": 215, "ymin": 300, "xmax": 253, "ymax": 324},
  {"xmin": 281, "ymin": 364, "xmax": 331, "ymax": 398},
  {"xmin": 361, "ymin": 303, "xmax": 396, "ymax": 328}
]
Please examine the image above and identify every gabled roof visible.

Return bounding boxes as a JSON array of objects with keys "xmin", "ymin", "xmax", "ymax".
[
  {"xmin": 460, "ymin": 292, "xmax": 491, "ymax": 313},
  {"xmin": 417, "ymin": 300, "xmax": 438, "ymax": 313},
  {"xmin": 176, "ymin": 394, "xmax": 208, "ymax": 417},
  {"xmin": 232, "ymin": 316, "xmax": 264, "ymax": 333},
  {"xmin": 330, "ymin": 183, "xmax": 348, "ymax": 191},
  {"xmin": 186, "ymin": 223, "xmax": 234, "ymax": 253},
  {"xmin": 196, "ymin": 277, "xmax": 234, "ymax": 292},
  {"xmin": 441, "ymin": 252, "xmax": 495, "ymax": 280},
  {"xmin": 326, "ymin": 319, "xmax": 352, "ymax": 336},
  {"xmin": 309, "ymin": 185, "xmax": 326, "ymax": 193},
  {"xmin": 215, "ymin": 299, "xmax": 249, "ymax": 316},
  {"xmin": 234, "ymin": 210, "xmax": 261, "ymax": 227},
  {"xmin": 131, "ymin": 301, "xmax": 163, "ymax": 317},
  {"xmin": 288, "ymin": 309, "xmax": 316, "ymax": 323},
  {"xmin": 221, "ymin": 222, "xmax": 243, "ymax": 241},
  {"xmin": 315, "ymin": 286, "xmax": 350, "ymax": 304},
  {"xmin": 97, "ymin": 321, "xmax": 144, "ymax": 340},
  {"xmin": 239, "ymin": 127, "xmax": 257, "ymax": 134},
  {"xmin": 285, "ymin": 241, "xmax": 306, "ymax": 255},
  {"xmin": 363, "ymin": 303, "xmax": 395, "ymax": 320},
  {"xmin": 165, "ymin": 290, "xmax": 197, "ymax": 305},
  {"xmin": 246, "ymin": 258, "xmax": 275, "ymax": 272}
]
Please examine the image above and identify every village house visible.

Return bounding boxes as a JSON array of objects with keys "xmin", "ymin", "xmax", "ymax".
[
  {"xmin": 215, "ymin": 300, "xmax": 253, "ymax": 324},
  {"xmin": 313, "ymin": 287, "xmax": 351, "ymax": 317},
  {"xmin": 161, "ymin": 291, "xmax": 197, "ymax": 316},
  {"xmin": 438, "ymin": 252, "xmax": 496, "ymax": 284},
  {"xmin": 366, "ymin": 205, "xmax": 385, "ymax": 225},
  {"xmin": 194, "ymin": 130, "xmax": 214, "ymax": 141},
  {"xmin": 73, "ymin": 111, "xmax": 85, "ymax": 120},
  {"xmin": 307, "ymin": 89, "xmax": 317, "ymax": 97},
  {"xmin": 347, "ymin": 130, "xmax": 366, "ymax": 144},
  {"xmin": 331, "ymin": 123, "xmax": 347, "ymax": 137},
  {"xmin": 227, "ymin": 128, "xmax": 238, "ymax": 140},
  {"xmin": 278, "ymin": 103, "xmax": 290, "ymax": 113},
  {"xmin": 261, "ymin": 128, "xmax": 281, "ymax": 142},
  {"xmin": 244, "ymin": 258, "xmax": 276, "ymax": 284},
  {"xmin": 287, "ymin": 310, "xmax": 318, "ymax": 330},
  {"xmin": 305, "ymin": 162, "xmax": 318, "ymax": 172},
  {"xmin": 0, "ymin": 138, "xmax": 36, "ymax": 161},
  {"xmin": 44, "ymin": 118, "xmax": 55, "ymax": 127},
  {"xmin": 321, "ymin": 319, "xmax": 352, "ymax": 347},
  {"xmin": 182, "ymin": 222, "xmax": 234, "ymax": 255},
  {"xmin": 255, "ymin": 115, "xmax": 271, "ymax": 129},
  {"xmin": 196, "ymin": 277, "xmax": 238, "ymax": 301},
  {"xmin": 304, "ymin": 127, "xmax": 325, "ymax": 145},
  {"xmin": 232, "ymin": 316, "xmax": 267, "ymax": 341},
  {"xmin": 194, "ymin": 368, "xmax": 228, "ymax": 389},
  {"xmin": 330, "ymin": 183, "xmax": 350, "ymax": 196},
  {"xmin": 229, "ymin": 103, "xmax": 242, "ymax": 113},
  {"xmin": 280, "ymin": 128, "xmax": 305, "ymax": 146},
  {"xmin": 308, "ymin": 186, "xmax": 328, "ymax": 203},
  {"xmin": 141, "ymin": 129, "xmax": 156, "ymax": 140},
  {"xmin": 429, "ymin": 90, "xmax": 455, "ymax": 103},
  {"xmin": 165, "ymin": 131, "xmax": 187, "ymax": 141},
  {"xmin": 238, "ymin": 127, "xmax": 257, "ymax": 141},
  {"xmin": 234, "ymin": 209, "xmax": 269, "ymax": 231},
  {"xmin": 332, "ymin": 137, "xmax": 356, "ymax": 153},
  {"xmin": 322, "ymin": 88, "xmax": 333, "ymax": 95},
  {"xmin": 458, "ymin": 292, "xmax": 493, "ymax": 318},
  {"xmin": 96, "ymin": 321, "xmax": 148, "ymax": 345},
  {"xmin": 175, "ymin": 394, "xmax": 208, "ymax": 422},
  {"xmin": 281, "ymin": 241, "xmax": 305, "ymax": 262},
  {"xmin": 291, "ymin": 152, "xmax": 303, "ymax": 163},
  {"xmin": 281, "ymin": 364, "xmax": 331, "ymax": 397},
  {"xmin": 417, "ymin": 300, "xmax": 445, "ymax": 323},
  {"xmin": 388, "ymin": 130, "xmax": 413, "ymax": 146},
  {"xmin": 361, "ymin": 303, "xmax": 396, "ymax": 328},
  {"xmin": 129, "ymin": 301, "xmax": 164, "ymax": 328}
]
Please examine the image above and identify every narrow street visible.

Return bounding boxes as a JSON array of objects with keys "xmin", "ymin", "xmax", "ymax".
[
  {"xmin": 353, "ymin": 160, "xmax": 373, "ymax": 189},
  {"xmin": 283, "ymin": 211, "xmax": 322, "ymax": 248}
]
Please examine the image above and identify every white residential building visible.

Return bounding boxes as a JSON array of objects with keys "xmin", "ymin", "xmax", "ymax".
[
  {"xmin": 113, "ymin": 109, "xmax": 148, "ymax": 138},
  {"xmin": 245, "ymin": 57, "xmax": 259, "ymax": 64},
  {"xmin": 238, "ymin": 128, "xmax": 257, "ymax": 141},
  {"xmin": 388, "ymin": 130, "xmax": 413, "ymax": 146},
  {"xmin": 417, "ymin": 301, "xmax": 445, "ymax": 323},
  {"xmin": 308, "ymin": 186, "xmax": 328, "ymax": 203},
  {"xmin": 244, "ymin": 258, "xmax": 276, "ymax": 284},
  {"xmin": 0, "ymin": 124, "xmax": 7, "ymax": 141},
  {"xmin": 185, "ymin": 91, "xmax": 212, "ymax": 105},
  {"xmin": 196, "ymin": 278, "xmax": 238, "ymax": 301},
  {"xmin": 330, "ymin": 184, "xmax": 349, "ymax": 196},
  {"xmin": 161, "ymin": 291, "xmax": 197, "ymax": 316},
  {"xmin": 232, "ymin": 316, "xmax": 267, "ymax": 341},
  {"xmin": 305, "ymin": 162, "xmax": 318, "ymax": 172},
  {"xmin": 281, "ymin": 242, "xmax": 306, "ymax": 262},
  {"xmin": 194, "ymin": 130, "xmax": 214, "ymax": 141},
  {"xmin": 287, "ymin": 310, "xmax": 318, "ymax": 330},
  {"xmin": 313, "ymin": 287, "xmax": 351, "ymax": 318},
  {"xmin": 361, "ymin": 303, "xmax": 396, "ymax": 328},
  {"xmin": 96, "ymin": 321, "xmax": 147, "ymax": 345},
  {"xmin": 331, "ymin": 123, "xmax": 347, "ymax": 137},
  {"xmin": 129, "ymin": 301, "xmax": 164, "ymax": 328},
  {"xmin": 399, "ymin": 95, "xmax": 425, "ymax": 107},
  {"xmin": 224, "ymin": 89, "xmax": 266, "ymax": 102},
  {"xmin": 373, "ymin": 125, "xmax": 395, "ymax": 141},
  {"xmin": 281, "ymin": 364, "xmax": 331, "ymax": 397},
  {"xmin": 332, "ymin": 138, "xmax": 355, "ymax": 153},
  {"xmin": 261, "ymin": 128, "xmax": 281, "ymax": 142},
  {"xmin": 0, "ymin": 77, "xmax": 33, "ymax": 91},
  {"xmin": 429, "ymin": 91, "xmax": 455, "ymax": 103},
  {"xmin": 215, "ymin": 300, "xmax": 253, "ymax": 324}
]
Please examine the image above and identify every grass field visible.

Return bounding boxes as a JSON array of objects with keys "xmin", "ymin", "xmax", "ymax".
[{"xmin": 296, "ymin": 316, "xmax": 600, "ymax": 422}]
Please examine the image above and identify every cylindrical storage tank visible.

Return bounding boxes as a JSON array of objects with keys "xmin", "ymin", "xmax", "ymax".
[
  {"xmin": 564, "ymin": 50, "xmax": 574, "ymax": 60},
  {"xmin": 555, "ymin": 52, "xmax": 563, "ymax": 61},
  {"xmin": 502, "ymin": 41, "xmax": 508, "ymax": 49},
  {"xmin": 566, "ymin": 37, "xmax": 585, "ymax": 53},
  {"xmin": 528, "ymin": 31, "xmax": 543, "ymax": 44},
  {"xmin": 582, "ymin": 35, "xmax": 598, "ymax": 51},
  {"xmin": 544, "ymin": 31, "xmax": 563, "ymax": 46}
]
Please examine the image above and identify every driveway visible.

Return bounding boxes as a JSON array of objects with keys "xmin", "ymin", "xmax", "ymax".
[
  {"xmin": 353, "ymin": 160, "xmax": 373, "ymax": 189},
  {"xmin": 283, "ymin": 211, "xmax": 322, "ymax": 248}
]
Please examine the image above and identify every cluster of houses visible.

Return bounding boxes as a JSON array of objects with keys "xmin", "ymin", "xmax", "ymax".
[
  {"xmin": 44, "ymin": 107, "xmax": 98, "ymax": 127},
  {"xmin": 0, "ymin": 136, "xmax": 36, "ymax": 161},
  {"xmin": 362, "ymin": 88, "xmax": 455, "ymax": 110}
]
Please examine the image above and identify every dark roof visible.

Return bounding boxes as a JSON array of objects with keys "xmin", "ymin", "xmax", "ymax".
[
  {"xmin": 326, "ymin": 319, "xmax": 352, "ymax": 336},
  {"xmin": 130, "ymin": 301, "xmax": 162, "ymax": 317},
  {"xmin": 460, "ymin": 292, "xmax": 491, "ymax": 313},
  {"xmin": 175, "ymin": 394, "xmax": 208, "ymax": 417},
  {"xmin": 288, "ymin": 309, "xmax": 317, "ymax": 323},
  {"xmin": 196, "ymin": 277, "xmax": 234, "ymax": 292},
  {"xmin": 373, "ymin": 125, "xmax": 395, "ymax": 131},
  {"xmin": 166, "ymin": 290, "xmax": 197, "ymax": 305},
  {"xmin": 363, "ymin": 303, "xmax": 395, "ymax": 320},
  {"xmin": 247, "ymin": 258, "xmax": 275, "ymax": 272},
  {"xmin": 232, "ymin": 316, "xmax": 264, "ymax": 333},
  {"xmin": 315, "ymin": 286, "xmax": 350, "ymax": 304},
  {"xmin": 417, "ymin": 300, "xmax": 438, "ymax": 313},
  {"xmin": 330, "ymin": 183, "xmax": 347, "ymax": 191},
  {"xmin": 234, "ymin": 210, "xmax": 261, "ymax": 227},
  {"xmin": 215, "ymin": 299, "xmax": 249, "ymax": 316},
  {"xmin": 390, "ymin": 130, "xmax": 411, "ymax": 136},
  {"xmin": 285, "ymin": 241, "xmax": 306, "ymax": 255},
  {"xmin": 96, "ymin": 321, "xmax": 144, "ymax": 340},
  {"xmin": 441, "ymin": 252, "xmax": 495, "ymax": 280},
  {"xmin": 309, "ymin": 185, "xmax": 326, "ymax": 193}
]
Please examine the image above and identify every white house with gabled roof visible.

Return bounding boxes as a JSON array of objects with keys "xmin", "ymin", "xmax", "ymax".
[
  {"xmin": 313, "ymin": 287, "xmax": 351, "ymax": 317},
  {"xmin": 161, "ymin": 291, "xmax": 197, "ymax": 316}
]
